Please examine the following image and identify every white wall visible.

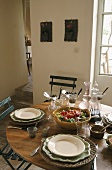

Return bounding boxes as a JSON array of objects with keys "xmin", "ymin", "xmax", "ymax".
[
  {"xmin": 30, "ymin": 0, "xmax": 94, "ymax": 104},
  {"xmin": 0, "ymin": 0, "xmax": 28, "ymax": 100}
]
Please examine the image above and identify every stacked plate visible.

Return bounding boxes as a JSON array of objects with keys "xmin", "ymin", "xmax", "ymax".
[
  {"xmin": 40, "ymin": 134, "xmax": 96, "ymax": 168},
  {"xmin": 102, "ymin": 112, "xmax": 112, "ymax": 128},
  {"xmin": 10, "ymin": 108, "xmax": 45, "ymax": 126}
]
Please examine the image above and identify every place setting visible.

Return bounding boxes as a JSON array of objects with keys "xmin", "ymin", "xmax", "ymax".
[
  {"xmin": 39, "ymin": 134, "xmax": 96, "ymax": 168},
  {"xmin": 9, "ymin": 107, "xmax": 46, "ymax": 126}
]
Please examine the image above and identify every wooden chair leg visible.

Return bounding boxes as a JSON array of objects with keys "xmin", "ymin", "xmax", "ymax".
[{"xmin": 27, "ymin": 59, "xmax": 31, "ymax": 75}]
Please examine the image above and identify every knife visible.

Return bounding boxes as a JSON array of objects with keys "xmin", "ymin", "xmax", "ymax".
[
  {"xmin": 29, "ymin": 138, "xmax": 45, "ymax": 157},
  {"xmin": 7, "ymin": 126, "xmax": 27, "ymax": 131},
  {"xmin": 7, "ymin": 126, "xmax": 22, "ymax": 129},
  {"xmin": 91, "ymin": 156, "xmax": 97, "ymax": 170},
  {"xmin": 29, "ymin": 146, "xmax": 40, "ymax": 157},
  {"xmin": 91, "ymin": 144, "xmax": 98, "ymax": 170}
]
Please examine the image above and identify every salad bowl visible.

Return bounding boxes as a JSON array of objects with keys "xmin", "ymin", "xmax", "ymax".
[{"xmin": 53, "ymin": 107, "xmax": 91, "ymax": 130}]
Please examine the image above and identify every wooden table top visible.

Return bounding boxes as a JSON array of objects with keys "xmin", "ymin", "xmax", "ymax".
[{"xmin": 6, "ymin": 102, "xmax": 112, "ymax": 170}]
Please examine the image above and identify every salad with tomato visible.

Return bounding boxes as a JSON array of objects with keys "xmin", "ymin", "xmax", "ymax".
[{"xmin": 55, "ymin": 108, "xmax": 89, "ymax": 122}]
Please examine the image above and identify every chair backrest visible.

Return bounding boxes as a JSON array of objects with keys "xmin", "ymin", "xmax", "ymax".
[
  {"xmin": 0, "ymin": 96, "xmax": 14, "ymax": 121},
  {"xmin": 49, "ymin": 75, "xmax": 77, "ymax": 93}
]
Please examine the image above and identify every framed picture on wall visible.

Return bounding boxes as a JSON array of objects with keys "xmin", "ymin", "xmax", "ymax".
[
  {"xmin": 64, "ymin": 19, "xmax": 78, "ymax": 42},
  {"xmin": 40, "ymin": 21, "xmax": 52, "ymax": 42}
]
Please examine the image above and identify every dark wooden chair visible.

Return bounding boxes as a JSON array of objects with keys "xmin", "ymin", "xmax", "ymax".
[
  {"xmin": 0, "ymin": 96, "xmax": 32, "ymax": 170},
  {"xmin": 49, "ymin": 75, "xmax": 77, "ymax": 93}
]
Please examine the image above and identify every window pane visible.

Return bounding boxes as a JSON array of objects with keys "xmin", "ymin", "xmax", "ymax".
[
  {"xmin": 102, "ymin": 15, "xmax": 112, "ymax": 45},
  {"xmin": 104, "ymin": 0, "xmax": 112, "ymax": 12},
  {"xmin": 100, "ymin": 47, "xmax": 112, "ymax": 74}
]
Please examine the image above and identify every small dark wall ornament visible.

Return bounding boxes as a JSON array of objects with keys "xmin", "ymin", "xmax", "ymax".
[
  {"xmin": 64, "ymin": 19, "xmax": 78, "ymax": 42},
  {"xmin": 40, "ymin": 22, "xmax": 52, "ymax": 42}
]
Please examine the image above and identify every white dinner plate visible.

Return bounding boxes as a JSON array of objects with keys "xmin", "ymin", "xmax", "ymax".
[
  {"xmin": 42, "ymin": 135, "xmax": 90, "ymax": 163},
  {"xmin": 47, "ymin": 134, "xmax": 85, "ymax": 157},
  {"xmin": 14, "ymin": 108, "xmax": 41, "ymax": 120}
]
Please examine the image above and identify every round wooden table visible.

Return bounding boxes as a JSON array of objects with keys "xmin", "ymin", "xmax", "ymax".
[{"xmin": 6, "ymin": 102, "xmax": 112, "ymax": 170}]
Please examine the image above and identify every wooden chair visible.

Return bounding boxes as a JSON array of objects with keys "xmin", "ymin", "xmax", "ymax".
[
  {"xmin": 0, "ymin": 96, "xmax": 32, "ymax": 170},
  {"xmin": 49, "ymin": 75, "xmax": 77, "ymax": 93}
]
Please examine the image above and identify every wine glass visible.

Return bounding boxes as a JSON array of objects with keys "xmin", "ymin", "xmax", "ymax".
[
  {"xmin": 43, "ymin": 91, "xmax": 59, "ymax": 122},
  {"xmin": 95, "ymin": 92, "xmax": 105, "ymax": 125},
  {"xmin": 47, "ymin": 101, "xmax": 57, "ymax": 122}
]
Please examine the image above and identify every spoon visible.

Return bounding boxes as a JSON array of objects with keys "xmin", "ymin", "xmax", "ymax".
[
  {"xmin": 77, "ymin": 88, "xmax": 82, "ymax": 97},
  {"xmin": 58, "ymin": 87, "xmax": 62, "ymax": 99},
  {"xmin": 100, "ymin": 124, "xmax": 111, "ymax": 132},
  {"xmin": 43, "ymin": 92, "xmax": 57, "ymax": 101},
  {"xmin": 102, "ymin": 87, "xmax": 109, "ymax": 95}
]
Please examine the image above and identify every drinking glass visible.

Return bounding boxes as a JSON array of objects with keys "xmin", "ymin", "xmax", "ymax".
[
  {"xmin": 68, "ymin": 93, "xmax": 77, "ymax": 107},
  {"xmin": 27, "ymin": 126, "xmax": 37, "ymax": 138},
  {"xmin": 76, "ymin": 122, "xmax": 89, "ymax": 137},
  {"xmin": 47, "ymin": 101, "xmax": 57, "ymax": 122}
]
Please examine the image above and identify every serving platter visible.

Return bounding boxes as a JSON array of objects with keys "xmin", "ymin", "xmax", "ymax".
[
  {"xmin": 39, "ymin": 136, "xmax": 96, "ymax": 168},
  {"xmin": 47, "ymin": 134, "xmax": 85, "ymax": 157},
  {"xmin": 14, "ymin": 108, "xmax": 41, "ymax": 120}
]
